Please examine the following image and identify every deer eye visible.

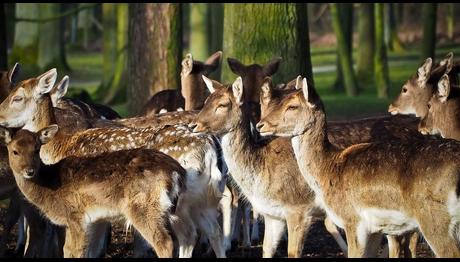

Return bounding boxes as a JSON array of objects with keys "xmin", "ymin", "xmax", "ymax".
[
  {"xmin": 13, "ymin": 150, "xmax": 18, "ymax": 156},
  {"xmin": 12, "ymin": 96, "xmax": 23, "ymax": 103},
  {"xmin": 427, "ymin": 103, "xmax": 431, "ymax": 109},
  {"xmin": 402, "ymin": 87, "xmax": 408, "ymax": 93},
  {"xmin": 287, "ymin": 105, "xmax": 299, "ymax": 111}
]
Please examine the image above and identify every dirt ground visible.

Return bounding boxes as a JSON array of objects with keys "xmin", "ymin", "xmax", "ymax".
[{"xmin": 0, "ymin": 206, "xmax": 435, "ymax": 258}]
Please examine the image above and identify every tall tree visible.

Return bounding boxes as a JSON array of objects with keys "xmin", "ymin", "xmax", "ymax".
[
  {"xmin": 207, "ymin": 3, "xmax": 223, "ymax": 80},
  {"xmin": 222, "ymin": 3, "xmax": 314, "ymax": 86},
  {"xmin": 127, "ymin": 3, "xmax": 182, "ymax": 116},
  {"xmin": 447, "ymin": 3, "xmax": 454, "ymax": 40},
  {"xmin": 330, "ymin": 3, "xmax": 358, "ymax": 96},
  {"xmin": 189, "ymin": 3, "xmax": 208, "ymax": 60},
  {"xmin": 356, "ymin": 3, "xmax": 374, "ymax": 86},
  {"xmin": 0, "ymin": 4, "xmax": 7, "ymax": 70},
  {"xmin": 385, "ymin": 3, "xmax": 405, "ymax": 52},
  {"xmin": 421, "ymin": 3, "xmax": 437, "ymax": 61},
  {"xmin": 374, "ymin": 3, "xmax": 390, "ymax": 98}
]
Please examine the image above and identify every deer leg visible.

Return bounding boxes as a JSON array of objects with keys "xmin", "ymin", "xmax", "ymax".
[
  {"xmin": 170, "ymin": 198, "xmax": 197, "ymax": 258},
  {"xmin": 262, "ymin": 215, "xmax": 285, "ymax": 258},
  {"xmin": 387, "ymin": 235, "xmax": 402, "ymax": 257},
  {"xmin": 405, "ymin": 231, "xmax": 419, "ymax": 258},
  {"xmin": 15, "ymin": 215, "xmax": 26, "ymax": 255},
  {"xmin": 286, "ymin": 212, "xmax": 312, "ymax": 258},
  {"xmin": 196, "ymin": 208, "xmax": 226, "ymax": 258},
  {"xmin": 242, "ymin": 203, "xmax": 251, "ymax": 248},
  {"xmin": 251, "ymin": 210, "xmax": 260, "ymax": 245},
  {"xmin": 219, "ymin": 185, "xmax": 233, "ymax": 252},
  {"xmin": 128, "ymin": 216, "xmax": 174, "ymax": 258},
  {"xmin": 84, "ymin": 220, "xmax": 111, "ymax": 257},
  {"xmin": 344, "ymin": 223, "xmax": 367, "ymax": 258},
  {"xmin": 364, "ymin": 233, "xmax": 383, "ymax": 257},
  {"xmin": 324, "ymin": 216, "xmax": 348, "ymax": 257},
  {"xmin": 63, "ymin": 224, "xmax": 86, "ymax": 258},
  {"xmin": 133, "ymin": 229, "xmax": 155, "ymax": 258}
]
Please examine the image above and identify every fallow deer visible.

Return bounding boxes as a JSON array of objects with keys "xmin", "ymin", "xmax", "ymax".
[
  {"xmin": 141, "ymin": 51, "xmax": 222, "ymax": 116},
  {"xmin": 0, "ymin": 69, "xmax": 227, "ymax": 258},
  {"xmin": 257, "ymin": 76, "xmax": 460, "ymax": 257},
  {"xmin": 0, "ymin": 125, "xmax": 186, "ymax": 258},
  {"xmin": 190, "ymin": 76, "xmax": 350, "ymax": 258},
  {"xmin": 388, "ymin": 52, "xmax": 459, "ymax": 118}
]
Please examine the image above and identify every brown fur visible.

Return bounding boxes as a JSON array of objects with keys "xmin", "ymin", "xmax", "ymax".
[{"xmin": 3, "ymin": 127, "xmax": 186, "ymax": 258}]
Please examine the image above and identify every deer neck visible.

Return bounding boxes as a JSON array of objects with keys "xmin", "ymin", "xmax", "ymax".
[
  {"xmin": 181, "ymin": 73, "xmax": 205, "ymax": 111},
  {"xmin": 24, "ymin": 95, "xmax": 57, "ymax": 132}
]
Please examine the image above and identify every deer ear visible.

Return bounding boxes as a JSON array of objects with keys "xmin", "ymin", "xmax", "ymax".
[
  {"xmin": 8, "ymin": 62, "xmax": 20, "ymax": 84},
  {"xmin": 417, "ymin": 58, "xmax": 432, "ymax": 88},
  {"xmin": 181, "ymin": 53, "xmax": 194, "ymax": 76},
  {"xmin": 232, "ymin": 76, "xmax": 244, "ymax": 105},
  {"xmin": 260, "ymin": 77, "xmax": 272, "ymax": 104},
  {"xmin": 38, "ymin": 125, "xmax": 59, "ymax": 144},
  {"xmin": 203, "ymin": 51, "xmax": 222, "ymax": 75},
  {"xmin": 294, "ymin": 75, "xmax": 303, "ymax": 90},
  {"xmin": 227, "ymin": 57, "xmax": 246, "ymax": 76},
  {"xmin": 0, "ymin": 126, "xmax": 12, "ymax": 145},
  {"xmin": 50, "ymin": 76, "xmax": 69, "ymax": 106},
  {"xmin": 263, "ymin": 57, "xmax": 282, "ymax": 76},
  {"xmin": 300, "ymin": 78, "xmax": 315, "ymax": 108},
  {"xmin": 438, "ymin": 74, "xmax": 450, "ymax": 103},
  {"xmin": 35, "ymin": 68, "xmax": 57, "ymax": 98},
  {"xmin": 202, "ymin": 75, "xmax": 215, "ymax": 94}
]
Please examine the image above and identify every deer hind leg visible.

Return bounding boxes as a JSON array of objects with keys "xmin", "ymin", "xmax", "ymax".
[
  {"xmin": 63, "ymin": 224, "xmax": 87, "ymax": 258},
  {"xmin": 386, "ymin": 232, "xmax": 417, "ymax": 258},
  {"xmin": 405, "ymin": 231, "xmax": 419, "ymax": 257},
  {"xmin": 242, "ymin": 203, "xmax": 251, "ymax": 248},
  {"xmin": 84, "ymin": 220, "xmax": 111, "ymax": 257},
  {"xmin": 171, "ymin": 198, "xmax": 198, "ymax": 258},
  {"xmin": 324, "ymin": 216, "xmax": 348, "ymax": 257},
  {"xmin": 262, "ymin": 215, "xmax": 286, "ymax": 258},
  {"xmin": 251, "ymin": 210, "xmax": 260, "ymax": 245},
  {"xmin": 219, "ymin": 185, "xmax": 233, "ymax": 252},
  {"xmin": 286, "ymin": 212, "xmax": 313, "ymax": 258},
  {"xmin": 196, "ymin": 208, "xmax": 226, "ymax": 258},
  {"xmin": 344, "ymin": 223, "xmax": 368, "ymax": 258}
]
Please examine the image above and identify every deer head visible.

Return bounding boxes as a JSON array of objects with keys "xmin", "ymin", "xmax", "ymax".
[
  {"xmin": 0, "ymin": 68, "xmax": 57, "ymax": 129},
  {"xmin": 181, "ymin": 51, "xmax": 223, "ymax": 111},
  {"xmin": 256, "ymin": 76, "xmax": 324, "ymax": 137},
  {"xmin": 0, "ymin": 125, "xmax": 58, "ymax": 179}
]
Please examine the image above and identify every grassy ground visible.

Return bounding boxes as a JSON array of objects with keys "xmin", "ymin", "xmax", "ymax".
[{"xmin": 65, "ymin": 44, "xmax": 460, "ymax": 120}]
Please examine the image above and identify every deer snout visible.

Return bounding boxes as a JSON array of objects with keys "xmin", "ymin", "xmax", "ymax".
[
  {"xmin": 388, "ymin": 104, "xmax": 398, "ymax": 115},
  {"xmin": 256, "ymin": 122, "xmax": 265, "ymax": 132},
  {"xmin": 23, "ymin": 168, "xmax": 35, "ymax": 179},
  {"xmin": 256, "ymin": 121, "xmax": 274, "ymax": 136},
  {"xmin": 189, "ymin": 122, "xmax": 206, "ymax": 133}
]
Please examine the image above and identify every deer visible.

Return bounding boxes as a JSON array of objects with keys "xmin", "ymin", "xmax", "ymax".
[
  {"xmin": 189, "ymin": 75, "xmax": 352, "ymax": 258},
  {"xmin": 0, "ymin": 125, "xmax": 187, "ymax": 258},
  {"xmin": 419, "ymin": 74, "xmax": 460, "ymax": 140},
  {"xmin": 388, "ymin": 52, "xmax": 459, "ymax": 119},
  {"xmin": 260, "ymin": 75, "xmax": 431, "ymax": 257},
  {"xmin": 141, "ymin": 51, "xmax": 223, "ymax": 116},
  {"xmin": 257, "ymin": 76, "xmax": 460, "ymax": 257},
  {"xmin": 0, "ymin": 69, "xmax": 227, "ymax": 258}
]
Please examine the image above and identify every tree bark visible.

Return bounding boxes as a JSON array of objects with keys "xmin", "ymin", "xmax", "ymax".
[
  {"xmin": 222, "ymin": 3, "xmax": 314, "ymax": 86},
  {"xmin": 356, "ymin": 3, "xmax": 374, "ymax": 85},
  {"xmin": 0, "ymin": 4, "xmax": 7, "ymax": 70},
  {"xmin": 127, "ymin": 3, "xmax": 182, "ymax": 116},
  {"xmin": 207, "ymin": 3, "xmax": 223, "ymax": 81},
  {"xmin": 330, "ymin": 3, "xmax": 358, "ymax": 96},
  {"xmin": 421, "ymin": 3, "xmax": 437, "ymax": 62},
  {"xmin": 374, "ymin": 3, "xmax": 390, "ymax": 99},
  {"xmin": 10, "ymin": 3, "xmax": 39, "ymax": 70}
]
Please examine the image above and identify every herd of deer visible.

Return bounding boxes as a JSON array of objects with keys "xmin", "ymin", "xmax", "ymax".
[{"xmin": 0, "ymin": 49, "xmax": 459, "ymax": 258}]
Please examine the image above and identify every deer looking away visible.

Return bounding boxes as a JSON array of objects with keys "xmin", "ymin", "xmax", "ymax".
[
  {"xmin": 388, "ymin": 52, "xmax": 459, "ymax": 118},
  {"xmin": 141, "ymin": 51, "xmax": 223, "ymax": 116},
  {"xmin": 0, "ymin": 68, "xmax": 227, "ymax": 258},
  {"xmin": 257, "ymin": 76, "xmax": 460, "ymax": 257},
  {"xmin": 0, "ymin": 125, "xmax": 186, "ymax": 258},
  {"xmin": 190, "ymin": 76, "xmax": 351, "ymax": 258}
]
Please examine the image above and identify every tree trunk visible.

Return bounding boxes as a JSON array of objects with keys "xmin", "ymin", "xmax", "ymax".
[
  {"xmin": 330, "ymin": 3, "xmax": 358, "ymax": 96},
  {"xmin": 421, "ymin": 3, "xmax": 437, "ymax": 62},
  {"xmin": 374, "ymin": 3, "xmax": 390, "ymax": 99},
  {"xmin": 207, "ymin": 3, "xmax": 223, "ymax": 81},
  {"xmin": 0, "ymin": 4, "xmax": 7, "ymax": 70},
  {"xmin": 59, "ymin": 4, "xmax": 71, "ymax": 71},
  {"xmin": 127, "ymin": 3, "xmax": 182, "ymax": 116},
  {"xmin": 222, "ymin": 3, "xmax": 314, "ymax": 86},
  {"xmin": 333, "ymin": 3, "xmax": 354, "ymax": 92},
  {"xmin": 356, "ymin": 3, "xmax": 374, "ymax": 85},
  {"xmin": 101, "ymin": 3, "xmax": 117, "ymax": 89},
  {"xmin": 77, "ymin": 3, "xmax": 92, "ymax": 49},
  {"xmin": 189, "ymin": 3, "xmax": 208, "ymax": 60},
  {"xmin": 447, "ymin": 3, "xmax": 454, "ymax": 40},
  {"xmin": 385, "ymin": 3, "xmax": 405, "ymax": 52},
  {"xmin": 10, "ymin": 3, "xmax": 39, "ymax": 71}
]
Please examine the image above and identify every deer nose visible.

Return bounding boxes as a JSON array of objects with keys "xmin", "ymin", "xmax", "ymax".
[
  {"xmin": 256, "ymin": 122, "xmax": 264, "ymax": 132},
  {"xmin": 188, "ymin": 122, "xmax": 197, "ymax": 130},
  {"xmin": 24, "ymin": 168, "xmax": 35, "ymax": 178}
]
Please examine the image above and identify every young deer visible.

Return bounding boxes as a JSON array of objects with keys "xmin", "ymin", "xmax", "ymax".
[
  {"xmin": 388, "ymin": 53, "xmax": 459, "ymax": 118},
  {"xmin": 0, "ymin": 125, "xmax": 186, "ymax": 258},
  {"xmin": 141, "ymin": 51, "xmax": 222, "ymax": 116},
  {"xmin": 419, "ymin": 74, "xmax": 460, "ymax": 140},
  {"xmin": 257, "ymin": 76, "xmax": 460, "ymax": 257},
  {"xmin": 259, "ymin": 76, "xmax": 425, "ymax": 258},
  {"xmin": 190, "ymin": 76, "xmax": 349, "ymax": 258},
  {"xmin": 0, "ymin": 69, "xmax": 227, "ymax": 258}
]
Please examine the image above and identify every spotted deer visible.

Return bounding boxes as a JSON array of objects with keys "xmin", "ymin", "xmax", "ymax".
[
  {"xmin": 190, "ymin": 76, "xmax": 351, "ymax": 258},
  {"xmin": 0, "ymin": 69, "xmax": 227, "ymax": 258},
  {"xmin": 141, "ymin": 51, "xmax": 223, "ymax": 116},
  {"xmin": 419, "ymin": 74, "xmax": 460, "ymax": 140},
  {"xmin": 388, "ymin": 52, "xmax": 460, "ymax": 118},
  {"xmin": 260, "ymin": 76, "xmax": 427, "ymax": 257},
  {"xmin": 0, "ymin": 125, "xmax": 186, "ymax": 258},
  {"xmin": 257, "ymin": 76, "xmax": 460, "ymax": 258}
]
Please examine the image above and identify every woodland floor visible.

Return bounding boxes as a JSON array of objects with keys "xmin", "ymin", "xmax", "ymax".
[{"xmin": 0, "ymin": 205, "xmax": 435, "ymax": 258}]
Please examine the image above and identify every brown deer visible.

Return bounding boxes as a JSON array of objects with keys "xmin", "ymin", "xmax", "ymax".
[
  {"xmin": 0, "ymin": 125, "xmax": 186, "ymax": 258},
  {"xmin": 0, "ymin": 69, "xmax": 227, "ymax": 258},
  {"xmin": 141, "ymin": 51, "xmax": 223, "ymax": 116},
  {"xmin": 388, "ymin": 52, "xmax": 459, "ymax": 118},
  {"xmin": 260, "ymin": 76, "xmax": 425, "ymax": 258},
  {"xmin": 257, "ymin": 76, "xmax": 460, "ymax": 257},
  {"xmin": 419, "ymin": 74, "xmax": 460, "ymax": 140},
  {"xmin": 190, "ymin": 76, "xmax": 350, "ymax": 258}
]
